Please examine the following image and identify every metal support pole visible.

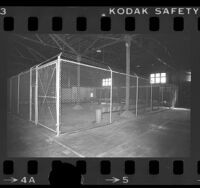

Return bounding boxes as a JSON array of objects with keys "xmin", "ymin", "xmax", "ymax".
[
  {"xmin": 150, "ymin": 83, "xmax": 153, "ymax": 110},
  {"xmin": 161, "ymin": 86, "xmax": 164, "ymax": 106},
  {"xmin": 136, "ymin": 76, "xmax": 139, "ymax": 116},
  {"xmin": 29, "ymin": 68, "xmax": 32, "ymax": 121},
  {"xmin": 35, "ymin": 66, "xmax": 38, "ymax": 125},
  {"xmin": 125, "ymin": 35, "xmax": 131, "ymax": 111},
  {"xmin": 77, "ymin": 55, "xmax": 81, "ymax": 104},
  {"xmin": 108, "ymin": 67, "xmax": 113, "ymax": 124},
  {"xmin": 56, "ymin": 54, "xmax": 61, "ymax": 137},
  {"xmin": 17, "ymin": 74, "xmax": 20, "ymax": 114},
  {"xmin": 73, "ymin": 55, "xmax": 83, "ymax": 110}
]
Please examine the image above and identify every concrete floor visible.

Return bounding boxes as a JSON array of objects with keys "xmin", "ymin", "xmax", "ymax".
[
  {"xmin": 7, "ymin": 108, "xmax": 190, "ymax": 157},
  {"xmin": 33, "ymin": 102, "xmax": 152, "ymax": 134}
]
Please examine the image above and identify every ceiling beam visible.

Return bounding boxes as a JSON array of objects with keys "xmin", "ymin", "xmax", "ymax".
[
  {"xmin": 132, "ymin": 40, "xmax": 175, "ymax": 70},
  {"xmin": 15, "ymin": 47, "xmax": 24, "ymax": 58},
  {"xmin": 10, "ymin": 54, "xmax": 36, "ymax": 63},
  {"xmin": 27, "ymin": 48, "xmax": 44, "ymax": 62},
  {"xmin": 82, "ymin": 38, "xmax": 99, "ymax": 55},
  {"xmin": 52, "ymin": 34, "xmax": 78, "ymax": 55},
  {"xmin": 15, "ymin": 34, "xmax": 60, "ymax": 50},
  {"xmin": 13, "ymin": 40, "xmax": 46, "ymax": 62},
  {"xmin": 28, "ymin": 46, "xmax": 47, "ymax": 60},
  {"xmin": 96, "ymin": 35, "xmax": 122, "ymax": 41},
  {"xmin": 49, "ymin": 34, "xmax": 63, "ymax": 50},
  {"xmin": 90, "ymin": 39, "xmax": 122, "ymax": 52},
  {"xmin": 35, "ymin": 34, "xmax": 46, "ymax": 45}
]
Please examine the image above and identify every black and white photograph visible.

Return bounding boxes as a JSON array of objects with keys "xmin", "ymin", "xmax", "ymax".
[{"xmin": 6, "ymin": 34, "xmax": 191, "ymax": 157}]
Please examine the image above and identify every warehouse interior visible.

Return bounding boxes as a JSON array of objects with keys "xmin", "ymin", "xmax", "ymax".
[{"xmin": 6, "ymin": 34, "xmax": 190, "ymax": 157}]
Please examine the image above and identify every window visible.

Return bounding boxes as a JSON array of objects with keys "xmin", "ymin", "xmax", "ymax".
[
  {"xmin": 186, "ymin": 71, "xmax": 191, "ymax": 82},
  {"xmin": 102, "ymin": 78, "xmax": 111, "ymax": 86},
  {"xmin": 90, "ymin": 92, "xmax": 94, "ymax": 97},
  {"xmin": 150, "ymin": 73, "xmax": 166, "ymax": 84}
]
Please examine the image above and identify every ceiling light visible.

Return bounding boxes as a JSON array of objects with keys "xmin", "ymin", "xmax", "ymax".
[{"xmin": 96, "ymin": 49, "xmax": 102, "ymax": 53}]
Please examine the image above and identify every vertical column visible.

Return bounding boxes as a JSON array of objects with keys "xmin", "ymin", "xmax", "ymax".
[
  {"xmin": 125, "ymin": 36, "xmax": 131, "ymax": 111},
  {"xmin": 172, "ymin": 85, "xmax": 178, "ymax": 108},
  {"xmin": 77, "ymin": 56, "xmax": 80, "ymax": 104},
  {"xmin": 73, "ymin": 55, "xmax": 83, "ymax": 110},
  {"xmin": 175, "ymin": 85, "xmax": 179, "ymax": 107},
  {"xmin": 29, "ymin": 68, "xmax": 32, "ymax": 121},
  {"xmin": 161, "ymin": 86, "xmax": 164, "ymax": 106},
  {"xmin": 146, "ymin": 82, "xmax": 148, "ymax": 109},
  {"xmin": 150, "ymin": 83, "xmax": 153, "ymax": 110},
  {"xmin": 135, "ymin": 76, "xmax": 139, "ymax": 116},
  {"xmin": 109, "ymin": 68, "xmax": 113, "ymax": 124},
  {"xmin": 17, "ymin": 74, "xmax": 20, "ymax": 114},
  {"xmin": 35, "ymin": 66, "xmax": 38, "ymax": 125},
  {"xmin": 56, "ymin": 55, "xmax": 61, "ymax": 137},
  {"xmin": 121, "ymin": 35, "xmax": 135, "ymax": 118}
]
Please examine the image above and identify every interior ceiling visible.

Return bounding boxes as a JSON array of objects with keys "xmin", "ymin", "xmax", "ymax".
[{"xmin": 6, "ymin": 34, "xmax": 191, "ymax": 77}]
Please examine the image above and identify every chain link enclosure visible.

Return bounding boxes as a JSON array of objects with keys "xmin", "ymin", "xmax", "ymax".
[
  {"xmin": 8, "ymin": 54, "xmax": 177, "ymax": 136},
  {"xmin": 60, "ymin": 59, "xmax": 111, "ymax": 134},
  {"xmin": 37, "ymin": 60, "xmax": 58, "ymax": 134}
]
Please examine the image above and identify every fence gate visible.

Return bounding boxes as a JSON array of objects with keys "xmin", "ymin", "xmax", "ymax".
[{"xmin": 37, "ymin": 60, "xmax": 59, "ymax": 135}]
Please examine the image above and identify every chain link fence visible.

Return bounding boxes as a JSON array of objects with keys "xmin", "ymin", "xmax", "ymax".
[
  {"xmin": 137, "ymin": 77, "xmax": 152, "ymax": 114},
  {"xmin": 37, "ymin": 60, "xmax": 58, "ymax": 134},
  {"xmin": 19, "ymin": 71, "xmax": 30, "ymax": 120},
  {"xmin": 8, "ymin": 54, "xmax": 177, "ymax": 136},
  {"xmin": 60, "ymin": 59, "xmax": 111, "ymax": 134}
]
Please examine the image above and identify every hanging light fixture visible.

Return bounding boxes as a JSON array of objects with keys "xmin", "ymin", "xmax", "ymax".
[{"xmin": 96, "ymin": 49, "xmax": 102, "ymax": 53}]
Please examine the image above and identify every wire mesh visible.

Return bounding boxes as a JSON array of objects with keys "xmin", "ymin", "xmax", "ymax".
[
  {"xmin": 137, "ymin": 77, "xmax": 151, "ymax": 114},
  {"xmin": 112, "ymin": 72, "xmax": 137, "ymax": 115},
  {"xmin": 10, "ymin": 75, "xmax": 18, "ymax": 114},
  {"xmin": 60, "ymin": 59, "xmax": 111, "ymax": 134},
  {"xmin": 37, "ymin": 60, "xmax": 57, "ymax": 133},
  {"xmin": 129, "ymin": 75, "xmax": 137, "ymax": 113},
  {"xmin": 19, "ymin": 71, "xmax": 30, "ymax": 120},
  {"xmin": 161, "ymin": 84, "xmax": 177, "ymax": 107},
  {"xmin": 7, "ymin": 55, "xmax": 178, "ymax": 136},
  {"xmin": 151, "ymin": 85, "xmax": 161, "ymax": 110}
]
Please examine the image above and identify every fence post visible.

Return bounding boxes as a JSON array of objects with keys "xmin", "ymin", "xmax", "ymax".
[
  {"xmin": 29, "ymin": 68, "xmax": 32, "ymax": 121},
  {"xmin": 56, "ymin": 54, "xmax": 61, "ymax": 136},
  {"xmin": 161, "ymin": 85, "xmax": 164, "ymax": 106},
  {"xmin": 17, "ymin": 74, "xmax": 20, "ymax": 114},
  {"xmin": 150, "ymin": 83, "xmax": 153, "ymax": 110},
  {"xmin": 77, "ymin": 55, "xmax": 81, "ymax": 105},
  {"xmin": 35, "ymin": 66, "xmax": 38, "ymax": 125},
  {"xmin": 136, "ymin": 76, "xmax": 139, "ymax": 116},
  {"xmin": 108, "ymin": 66, "xmax": 112, "ymax": 124}
]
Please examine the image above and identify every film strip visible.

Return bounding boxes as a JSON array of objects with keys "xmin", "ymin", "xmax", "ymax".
[
  {"xmin": 0, "ymin": 6, "xmax": 198, "ymax": 186},
  {"xmin": 1, "ymin": 15, "xmax": 198, "ymax": 32}
]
